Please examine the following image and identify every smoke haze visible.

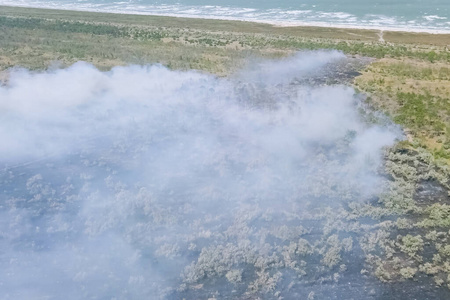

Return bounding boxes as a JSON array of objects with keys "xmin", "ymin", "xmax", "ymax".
[{"xmin": 0, "ymin": 51, "xmax": 400, "ymax": 299}]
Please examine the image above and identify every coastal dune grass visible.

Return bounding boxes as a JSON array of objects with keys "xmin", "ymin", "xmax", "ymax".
[
  {"xmin": 1, "ymin": 5, "xmax": 450, "ymax": 74},
  {"xmin": 355, "ymin": 58, "xmax": 450, "ymax": 161}
]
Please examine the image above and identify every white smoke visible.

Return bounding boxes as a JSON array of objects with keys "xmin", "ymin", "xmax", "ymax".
[{"xmin": 0, "ymin": 51, "xmax": 400, "ymax": 299}]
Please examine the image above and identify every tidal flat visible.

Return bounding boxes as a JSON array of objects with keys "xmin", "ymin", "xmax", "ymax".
[{"xmin": 0, "ymin": 5, "xmax": 449, "ymax": 300}]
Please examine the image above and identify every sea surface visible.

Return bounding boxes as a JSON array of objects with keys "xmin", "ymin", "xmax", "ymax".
[{"xmin": 1, "ymin": 0, "xmax": 449, "ymax": 33}]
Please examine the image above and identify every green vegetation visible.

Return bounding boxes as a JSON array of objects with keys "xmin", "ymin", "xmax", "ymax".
[
  {"xmin": 353, "ymin": 145, "xmax": 450, "ymax": 289},
  {"xmin": 419, "ymin": 204, "xmax": 450, "ymax": 228},
  {"xmin": 355, "ymin": 59, "xmax": 450, "ymax": 162}
]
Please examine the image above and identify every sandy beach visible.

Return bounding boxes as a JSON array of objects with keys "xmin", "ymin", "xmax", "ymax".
[{"xmin": 3, "ymin": 1, "xmax": 450, "ymax": 34}]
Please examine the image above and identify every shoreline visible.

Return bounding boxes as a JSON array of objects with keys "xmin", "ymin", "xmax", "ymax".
[
  {"xmin": 2, "ymin": 4, "xmax": 450, "ymax": 35},
  {"xmin": 1, "ymin": 5, "xmax": 450, "ymax": 48}
]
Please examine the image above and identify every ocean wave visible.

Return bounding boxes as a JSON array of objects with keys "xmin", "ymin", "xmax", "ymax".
[{"xmin": 423, "ymin": 15, "xmax": 448, "ymax": 21}]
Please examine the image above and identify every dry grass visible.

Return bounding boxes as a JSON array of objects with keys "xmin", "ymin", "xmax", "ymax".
[{"xmin": 355, "ymin": 58, "xmax": 450, "ymax": 161}]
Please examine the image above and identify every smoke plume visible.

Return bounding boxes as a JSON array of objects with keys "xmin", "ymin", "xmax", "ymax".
[{"xmin": 0, "ymin": 51, "xmax": 400, "ymax": 299}]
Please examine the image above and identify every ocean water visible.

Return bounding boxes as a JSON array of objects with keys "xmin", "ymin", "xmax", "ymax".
[{"xmin": 1, "ymin": 0, "xmax": 449, "ymax": 33}]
